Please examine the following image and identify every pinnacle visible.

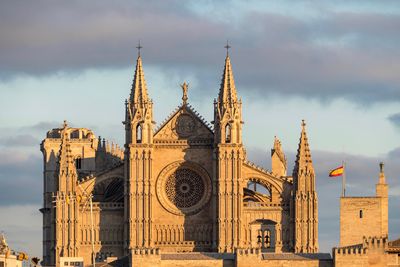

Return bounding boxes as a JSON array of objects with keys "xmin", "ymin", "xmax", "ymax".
[
  {"xmin": 130, "ymin": 55, "xmax": 149, "ymax": 105},
  {"xmin": 293, "ymin": 120, "xmax": 313, "ymax": 176},
  {"xmin": 58, "ymin": 125, "xmax": 75, "ymax": 173},
  {"xmin": 218, "ymin": 55, "xmax": 238, "ymax": 105}
]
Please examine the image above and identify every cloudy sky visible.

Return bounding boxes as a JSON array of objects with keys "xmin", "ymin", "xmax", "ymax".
[{"xmin": 0, "ymin": 0, "xmax": 399, "ymax": 257}]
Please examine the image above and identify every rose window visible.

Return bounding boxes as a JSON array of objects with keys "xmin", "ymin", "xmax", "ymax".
[
  {"xmin": 156, "ymin": 162, "xmax": 212, "ymax": 215},
  {"xmin": 165, "ymin": 168, "xmax": 205, "ymax": 208}
]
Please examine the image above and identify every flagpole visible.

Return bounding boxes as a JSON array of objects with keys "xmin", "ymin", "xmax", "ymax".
[{"xmin": 342, "ymin": 161, "xmax": 346, "ymax": 197}]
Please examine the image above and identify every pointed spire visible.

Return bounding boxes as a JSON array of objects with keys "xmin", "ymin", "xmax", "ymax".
[
  {"xmin": 293, "ymin": 120, "xmax": 313, "ymax": 177},
  {"xmin": 218, "ymin": 51, "xmax": 238, "ymax": 105},
  {"xmin": 57, "ymin": 123, "xmax": 76, "ymax": 188},
  {"xmin": 130, "ymin": 53, "xmax": 149, "ymax": 106},
  {"xmin": 379, "ymin": 162, "xmax": 386, "ymax": 184}
]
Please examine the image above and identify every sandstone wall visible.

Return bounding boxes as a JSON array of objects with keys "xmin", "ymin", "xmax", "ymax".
[{"xmin": 340, "ymin": 197, "xmax": 383, "ymax": 247}]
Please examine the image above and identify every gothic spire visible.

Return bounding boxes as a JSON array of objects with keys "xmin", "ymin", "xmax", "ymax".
[
  {"xmin": 58, "ymin": 121, "xmax": 76, "ymax": 188},
  {"xmin": 218, "ymin": 54, "xmax": 238, "ymax": 105},
  {"xmin": 130, "ymin": 54, "xmax": 149, "ymax": 106},
  {"xmin": 293, "ymin": 120, "xmax": 314, "ymax": 178}
]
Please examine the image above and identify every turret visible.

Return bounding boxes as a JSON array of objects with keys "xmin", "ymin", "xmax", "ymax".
[
  {"xmin": 293, "ymin": 120, "xmax": 319, "ymax": 253},
  {"xmin": 124, "ymin": 47, "xmax": 154, "ymax": 251},
  {"xmin": 376, "ymin": 162, "xmax": 388, "ymax": 198},
  {"xmin": 213, "ymin": 47, "xmax": 245, "ymax": 252},
  {"xmin": 376, "ymin": 162, "xmax": 388, "ymax": 238},
  {"xmin": 214, "ymin": 51, "xmax": 242, "ymax": 145}
]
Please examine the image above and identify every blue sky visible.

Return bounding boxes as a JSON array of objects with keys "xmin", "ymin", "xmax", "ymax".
[{"xmin": 0, "ymin": 0, "xmax": 399, "ymax": 257}]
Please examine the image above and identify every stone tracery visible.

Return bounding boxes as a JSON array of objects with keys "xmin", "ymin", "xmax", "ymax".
[
  {"xmin": 156, "ymin": 161, "xmax": 212, "ymax": 216},
  {"xmin": 165, "ymin": 168, "xmax": 205, "ymax": 209}
]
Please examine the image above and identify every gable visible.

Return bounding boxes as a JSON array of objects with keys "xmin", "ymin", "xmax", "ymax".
[{"xmin": 154, "ymin": 104, "xmax": 214, "ymax": 141}]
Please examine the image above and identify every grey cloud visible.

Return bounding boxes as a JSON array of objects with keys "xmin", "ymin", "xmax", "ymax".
[
  {"xmin": 0, "ymin": 1, "xmax": 400, "ymax": 105},
  {"xmin": 388, "ymin": 147, "xmax": 400, "ymax": 158},
  {"xmin": 388, "ymin": 113, "xmax": 400, "ymax": 127},
  {"xmin": 23, "ymin": 121, "xmax": 60, "ymax": 132},
  {"xmin": 0, "ymin": 134, "xmax": 40, "ymax": 147},
  {"xmin": 0, "ymin": 151, "xmax": 42, "ymax": 206}
]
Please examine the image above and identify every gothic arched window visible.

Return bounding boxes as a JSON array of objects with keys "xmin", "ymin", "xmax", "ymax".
[{"xmin": 136, "ymin": 124, "xmax": 142, "ymax": 143}]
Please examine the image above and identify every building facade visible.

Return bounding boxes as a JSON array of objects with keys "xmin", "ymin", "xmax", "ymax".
[{"xmin": 40, "ymin": 52, "xmax": 320, "ymax": 266}]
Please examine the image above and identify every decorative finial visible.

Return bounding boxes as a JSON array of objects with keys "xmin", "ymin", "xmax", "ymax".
[
  {"xmin": 380, "ymin": 162, "xmax": 384, "ymax": 173},
  {"xmin": 224, "ymin": 40, "xmax": 231, "ymax": 56},
  {"xmin": 301, "ymin": 119, "xmax": 306, "ymax": 128},
  {"xmin": 136, "ymin": 40, "xmax": 143, "ymax": 57},
  {"xmin": 181, "ymin": 82, "xmax": 189, "ymax": 105},
  {"xmin": 63, "ymin": 120, "xmax": 68, "ymax": 128}
]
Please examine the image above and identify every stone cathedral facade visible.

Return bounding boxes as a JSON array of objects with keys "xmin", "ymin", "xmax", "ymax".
[{"xmin": 41, "ymin": 52, "xmax": 322, "ymax": 267}]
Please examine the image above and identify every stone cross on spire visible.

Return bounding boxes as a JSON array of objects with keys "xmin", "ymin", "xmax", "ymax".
[
  {"xmin": 181, "ymin": 82, "xmax": 189, "ymax": 105},
  {"xmin": 136, "ymin": 40, "xmax": 142, "ymax": 57},
  {"xmin": 224, "ymin": 40, "xmax": 231, "ymax": 56}
]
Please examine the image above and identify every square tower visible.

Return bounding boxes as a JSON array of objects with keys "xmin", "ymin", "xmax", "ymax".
[{"xmin": 339, "ymin": 163, "xmax": 388, "ymax": 247}]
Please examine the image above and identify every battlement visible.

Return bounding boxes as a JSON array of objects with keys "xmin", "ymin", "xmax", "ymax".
[
  {"xmin": 333, "ymin": 246, "xmax": 367, "ymax": 255},
  {"xmin": 363, "ymin": 235, "xmax": 388, "ymax": 249},
  {"xmin": 333, "ymin": 236, "xmax": 388, "ymax": 256}
]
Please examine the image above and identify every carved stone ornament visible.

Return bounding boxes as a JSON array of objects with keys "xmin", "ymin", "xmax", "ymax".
[
  {"xmin": 156, "ymin": 161, "xmax": 212, "ymax": 215},
  {"xmin": 175, "ymin": 114, "xmax": 196, "ymax": 138}
]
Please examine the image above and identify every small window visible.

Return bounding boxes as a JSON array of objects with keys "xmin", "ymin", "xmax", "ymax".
[
  {"xmin": 359, "ymin": 210, "xmax": 363, "ymax": 218},
  {"xmin": 64, "ymin": 262, "xmax": 68, "ymax": 266},
  {"xmin": 75, "ymin": 158, "xmax": 82, "ymax": 169},
  {"xmin": 0, "ymin": 261, "xmax": 5, "ymax": 267},
  {"xmin": 136, "ymin": 124, "xmax": 142, "ymax": 143},
  {"xmin": 225, "ymin": 124, "xmax": 231, "ymax": 143}
]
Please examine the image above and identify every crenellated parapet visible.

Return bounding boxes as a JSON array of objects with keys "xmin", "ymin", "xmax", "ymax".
[
  {"xmin": 333, "ymin": 245, "xmax": 367, "ymax": 256},
  {"xmin": 333, "ymin": 236, "xmax": 391, "ymax": 267}
]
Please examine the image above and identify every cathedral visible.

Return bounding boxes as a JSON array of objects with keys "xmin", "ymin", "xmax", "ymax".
[{"xmin": 40, "ymin": 51, "xmax": 399, "ymax": 267}]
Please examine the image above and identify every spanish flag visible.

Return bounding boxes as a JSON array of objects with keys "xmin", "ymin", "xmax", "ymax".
[{"xmin": 329, "ymin": 166, "xmax": 344, "ymax": 177}]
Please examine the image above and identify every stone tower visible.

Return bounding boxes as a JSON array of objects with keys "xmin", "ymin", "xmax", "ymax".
[
  {"xmin": 124, "ymin": 53, "xmax": 154, "ymax": 251},
  {"xmin": 340, "ymin": 163, "xmax": 388, "ymax": 247},
  {"xmin": 54, "ymin": 124, "xmax": 80, "ymax": 259},
  {"xmin": 41, "ymin": 121, "xmax": 98, "ymax": 266},
  {"xmin": 213, "ymin": 53, "xmax": 244, "ymax": 252},
  {"xmin": 293, "ymin": 120, "xmax": 319, "ymax": 253}
]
